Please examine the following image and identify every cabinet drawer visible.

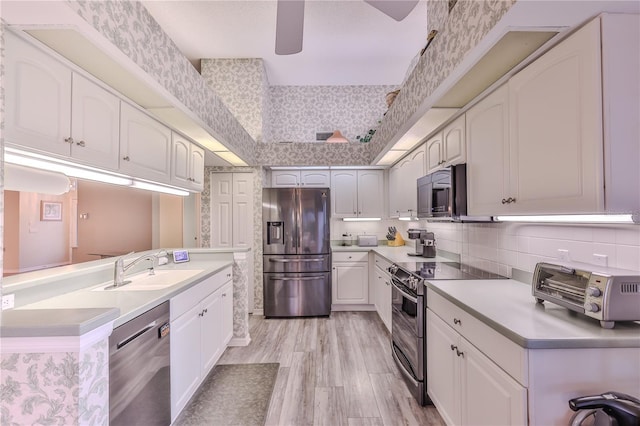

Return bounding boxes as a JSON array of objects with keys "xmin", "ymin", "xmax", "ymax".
[
  {"xmin": 427, "ymin": 289, "xmax": 528, "ymax": 386},
  {"xmin": 374, "ymin": 255, "xmax": 392, "ymax": 273},
  {"xmin": 333, "ymin": 251, "xmax": 368, "ymax": 262},
  {"xmin": 171, "ymin": 266, "xmax": 232, "ymax": 320}
]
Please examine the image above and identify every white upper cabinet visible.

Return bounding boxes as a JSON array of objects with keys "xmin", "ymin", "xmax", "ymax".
[
  {"xmin": 507, "ymin": 17, "xmax": 603, "ymax": 214},
  {"xmin": 331, "ymin": 170, "xmax": 384, "ymax": 218},
  {"xmin": 271, "ymin": 169, "xmax": 330, "ymax": 187},
  {"xmin": 5, "ymin": 30, "xmax": 72, "ymax": 156},
  {"xmin": 120, "ymin": 102, "xmax": 172, "ymax": 183},
  {"xmin": 389, "ymin": 144, "xmax": 425, "ymax": 218},
  {"xmin": 71, "ymin": 73, "xmax": 121, "ymax": 171},
  {"xmin": 172, "ymin": 133, "xmax": 205, "ymax": 191},
  {"xmin": 466, "ymin": 85, "xmax": 511, "ymax": 216},
  {"xmin": 425, "ymin": 115, "xmax": 466, "ymax": 175},
  {"xmin": 468, "ymin": 18, "xmax": 604, "ymax": 216}
]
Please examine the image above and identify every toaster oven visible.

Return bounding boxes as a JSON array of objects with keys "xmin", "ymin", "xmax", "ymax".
[{"xmin": 533, "ymin": 262, "xmax": 640, "ymax": 328}]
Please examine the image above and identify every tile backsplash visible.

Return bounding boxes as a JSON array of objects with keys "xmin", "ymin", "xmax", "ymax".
[{"xmin": 334, "ymin": 219, "xmax": 640, "ymax": 277}]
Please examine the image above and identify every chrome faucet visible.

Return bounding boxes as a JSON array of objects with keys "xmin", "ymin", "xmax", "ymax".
[{"xmin": 113, "ymin": 251, "xmax": 168, "ymax": 288}]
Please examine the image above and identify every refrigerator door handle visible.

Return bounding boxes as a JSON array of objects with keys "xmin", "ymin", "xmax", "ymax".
[
  {"xmin": 269, "ymin": 276, "xmax": 326, "ymax": 281},
  {"xmin": 268, "ymin": 258, "xmax": 325, "ymax": 263}
]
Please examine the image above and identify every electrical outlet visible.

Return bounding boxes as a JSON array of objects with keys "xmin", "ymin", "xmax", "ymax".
[
  {"xmin": 593, "ymin": 254, "xmax": 608, "ymax": 267},
  {"xmin": 557, "ymin": 249, "xmax": 570, "ymax": 261},
  {"xmin": 2, "ymin": 294, "xmax": 15, "ymax": 310}
]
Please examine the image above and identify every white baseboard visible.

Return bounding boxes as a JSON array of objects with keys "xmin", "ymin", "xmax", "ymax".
[
  {"xmin": 228, "ymin": 336, "xmax": 251, "ymax": 347},
  {"xmin": 331, "ymin": 304, "xmax": 377, "ymax": 312}
]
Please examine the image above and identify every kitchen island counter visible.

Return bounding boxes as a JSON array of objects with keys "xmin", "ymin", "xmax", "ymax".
[{"xmin": 426, "ymin": 279, "xmax": 640, "ymax": 349}]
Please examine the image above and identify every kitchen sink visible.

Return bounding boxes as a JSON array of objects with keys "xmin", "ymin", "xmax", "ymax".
[{"xmin": 93, "ymin": 269, "xmax": 204, "ymax": 291}]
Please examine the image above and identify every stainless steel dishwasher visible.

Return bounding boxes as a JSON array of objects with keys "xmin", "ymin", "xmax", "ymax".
[{"xmin": 109, "ymin": 301, "xmax": 171, "ymax": 425}]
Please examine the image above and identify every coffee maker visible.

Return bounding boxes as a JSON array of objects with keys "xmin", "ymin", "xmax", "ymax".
[{"xmin": 407, "ymin": 229, "xmax": 436, "ymax": 258}]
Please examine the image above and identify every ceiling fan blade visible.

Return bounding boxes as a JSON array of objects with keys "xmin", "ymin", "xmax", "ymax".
[
  {"xmin": 275, "ymin": 0, "xmax": 305, "ymax": 55},
  {"xmin": 364, "ymin": 0, "xmax": 419, "ymax": 21}
]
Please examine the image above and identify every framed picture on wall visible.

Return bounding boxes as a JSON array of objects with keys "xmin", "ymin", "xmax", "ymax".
[{"xmin": 41, "ymin": 201, "xmax": 62, "ymax": 221}]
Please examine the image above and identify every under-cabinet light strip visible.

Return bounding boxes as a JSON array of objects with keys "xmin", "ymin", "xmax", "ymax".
[
  {"xmin": 343, "ymin": 217, "xmax": 382, "ymax": 222},
  {"xmin": 494, "ymin": 214, "xmax": 637, "ymax": 224}
]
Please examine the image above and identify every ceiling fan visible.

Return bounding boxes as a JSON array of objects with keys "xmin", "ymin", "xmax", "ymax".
[{"xmin": 275, "ymin": 0, "xmax": 420, "ymax": 55}]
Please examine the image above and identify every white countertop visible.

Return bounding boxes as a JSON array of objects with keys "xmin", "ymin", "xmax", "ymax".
[
  {"xmin": 1, "ymin": 250, "xmax": 238, "ymax": 337},
  {"xmin": 426, "ymin": 279, "xmax": 640, "ymax": 349}
]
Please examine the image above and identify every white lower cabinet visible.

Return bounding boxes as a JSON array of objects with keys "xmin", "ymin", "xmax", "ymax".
[
  {"xmin": 372, "ymin": 255, "xmax": 392, "ymax": 331},
  {"xmin": 332, "ymin": 252, "xmax": 369, "ymax": 305},
  {"xmin": 427, "ymin": 309, "xmax": 527, "ymax": 426},
  {"xmin": 170, "ymin": 268, "xmax": 233, "ymax": 421}
]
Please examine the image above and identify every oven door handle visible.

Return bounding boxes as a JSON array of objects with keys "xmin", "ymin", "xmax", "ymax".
[
  {"xmin": 391, "ymin": 280, "xmax": 418, "ymax": 304},
  {"xmin": 392, "ymin": 343, "xmax": 419, "ymax": 386}
]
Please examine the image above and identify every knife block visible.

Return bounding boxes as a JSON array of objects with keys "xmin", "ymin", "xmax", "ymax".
[{"xmin": 388, "ymin": 233, "xmax": 405, "ymax": 247}]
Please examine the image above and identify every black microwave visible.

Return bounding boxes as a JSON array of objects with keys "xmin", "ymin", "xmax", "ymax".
[{"xmin": 417, "ymin": 164, "xmax": 468, "ymax": 220}]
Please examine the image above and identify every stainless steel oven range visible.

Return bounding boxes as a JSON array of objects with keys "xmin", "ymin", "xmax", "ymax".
[{"xmin": 389, "ymin": 261, "xmax": 506, "ymax": 406}]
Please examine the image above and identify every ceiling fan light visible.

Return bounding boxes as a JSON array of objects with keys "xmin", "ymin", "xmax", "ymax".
[
  {"xmin": 326, "ymin": 130, "xmax": 349, "ymax": 143},
  {"xmin": 364, "ymin": 0, "xmax": 420, "ymax": 21}
]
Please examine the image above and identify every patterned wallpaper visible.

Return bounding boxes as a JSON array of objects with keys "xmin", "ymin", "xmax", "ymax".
[
  {"xmin": 67, "ymin": 0, "xmax": 257, "ymax": 164},
  {"xmin": 1, "ymin": 339, "xmax": 109, "ymax": 426},
  {"xmin": 255, "ymin": 142, "xmax": 372, "ymax": 166},
  {"xmin": 201, "ymin": 59, "xmax": 270, "ymax": 143},
  {"xmin": 368, "ymin": 0, "xmax": 517, "ymax": 158},
  {"xmin": 268, "ymin": 85, "xmax": 396, "ymax": 143}
]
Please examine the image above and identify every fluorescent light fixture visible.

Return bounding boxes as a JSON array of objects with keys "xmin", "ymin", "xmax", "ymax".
[
  {"xmin": 398, "ymin": 217, "xmax": 418, "ymax": 221},
  {"xmin": 215, "ymin": 151, "xmax": 247, "ymax": 166},
  {"xmin": 494, "ymin": 214, "xmax": 637, "ymax": 224},
  {"xmin": 343, "ymin": 217, "xmax": 382, "ymax": 222},
  {"xmin": 376, "ymin": 150, "xmax": 407, "ymax": 166},
  {"xmin": 131, "ymin": 180, "xmax": 189, "ymax": 196},
  {"xmin": 5, "ymin": 148, "xmax": 133, "ymax": 186}
]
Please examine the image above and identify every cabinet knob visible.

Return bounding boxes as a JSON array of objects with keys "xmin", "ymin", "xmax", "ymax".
[
  {"xmin": 64, "ymin": 137, "xmax": 74, "ymax": 144},
  {"xmin": 453, "ymin": 318, "xmax": 462, "ymax": 325},
  {"xmin": 222, "ymin": 293, "xmax": 227, "ymax": 297},
  {"xmin": 501, "ymin": 198, "xmax": 508, "ymax": 204},
  {"xmin": 76, "ymin": 140, "xmax": 86, "ymax": 147},
  {"xmin": 123, "ymin": 156, "xmax": 130, "ymax": 161},
  {"xmin": 455, "ymin": 349, "xmax": 464, "ymax": 358},
  {"xmin": 502, "ymin": 197, "xmax": 517, "ymax": 204},
  {"xmin": 358, "ymin": 211, "xmax": 362, "ymax": 214},
  {"xmin": 450, "ymin": 344, "xmax": 457, "ymax": 351},
  {"xmin": 510, "ymin": 197, "xmax": 517, "ymax": 203}
]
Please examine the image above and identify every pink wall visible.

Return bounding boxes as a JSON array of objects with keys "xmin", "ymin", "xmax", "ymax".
[{"xmin": 74, "ymin": 181, "xmax": 152, "ymax": 263}]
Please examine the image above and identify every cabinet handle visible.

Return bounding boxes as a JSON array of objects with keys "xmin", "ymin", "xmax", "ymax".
[
  {"xmin": 453, "ymin": 318, "xmax": 462, "ymax": 325},
  {"xmin": 455, "ymin": 349, "xmax": 464, "ymax": 357},
  {"xmin": 203, "ymin": 308, "xmax": 208, "ymax": 314},
  {"xmin": 502, "ymin": 197, "xmax": 517, "ymax": 204},
  {"xmin": 64, "ymin": 137, "xmax": 74, "ymax": 144},
  {"xmin": 510, "ymin": 197, "xmax": 517, "ymax": 203},
  {"xmin": 450, "ymin": 344, "xmax": 457, "ymax": 351},
  {"xmin": 123, "ymin": 156, "xmax": 130, "ymax": 161},
  {"xmin": 76, "ymin": 140, "xmax": 86, "ymax": 147},
  {"xmin": 198, "ymin": 312, "xmax": 203, "ymax": 317},
  {"xmin": 227, "ymin": 273, "xmax": 231, "ymax": 278},
  {"xmin": 222, "ymin": 293, "xmax": 227, "ymax": 297},
  {"xmin": 501, "ymin": 198, "xmax": 508, "ymax": 204},
  {"xmin": 358, "ymin": 211, "xmax": 362, "ymax": 214}
]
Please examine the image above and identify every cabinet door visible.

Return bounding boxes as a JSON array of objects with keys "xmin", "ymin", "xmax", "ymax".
[
  {"xmin": 388, "ymin": 164, "xmax": 402, "ymax": 218},
  {"xmin": 189, "ymin": 144, "xmax": 205, "ymax": 189},
  {"xmin": 271, "ymin": 170, "xmax": 300, "ymax": 187},
  {"xmin": 460, "ymin": 338, "xmax": 527, "ymax": 426},
  {"xmin": 170, "ymin": 304, "xmax": 202, "ymax": 421},
  {"xmin": 357, "ymin": 170, "xmax": 384, "ymax": 218},
  {"xmin": 405, "ymin": 145, "xmax": 426, "ymax": 214},
  {"xmin": 392, "ymin": 157, "xmax": 412, "ymax": 216},
  {"xmin": 70, "ymin": 73, "xmax": 120, "ymax": 170},
  {"xmin": 508, "ymin": 18, "xmax": 603, "ymax": 214},
  {"xmin": 425, "ymin": 132, "xmax": 444, "ymax": 174},
  {"xmin": 232, "ymin": 173, "xmax": 254, "ymax": 248},
  {"xmin": 426, "ymin": 309, "xmax": 461, "ymax": 426},
  {"xmin": 300, "ymin": 170, "xmax": 330, "ymax": 187},
  {"xmin": 5, "ymin": 30, "xmax": 72, "ymax": 156},
  {"xmin": 332, "ymin": 262, "xmax": 368, "ymax": 304},
  {"xmin": 466, "ymin": 84, "xmax": 510, "ymax": 216},
  {"xmin": 331, "ymin": 170, "xmax": 358, "ymax": 217},
  {"xmin": 120, "ymin": 102, "xmax": 172, "ymax": 183},
  {"xmin": 171, "ymin": 134, "xmax": 191, "ymax": 186},
  {"xmin": 210, "ymin": 173, "xmax": 234, "ymax": 247},
  {"xmin": 200, "ymin": 290, "xmax": 224, "ymax": 376},
  {"xmin": 221, "ymin": 281, "xmax": 234, "ymax": 345},
  {"xmin": 443, "ymin": 115, "xmax": 466, "ymax": 166},
  {"xmin": 374, "ymin": 266, "xmax": 392, "ymax": 332}
]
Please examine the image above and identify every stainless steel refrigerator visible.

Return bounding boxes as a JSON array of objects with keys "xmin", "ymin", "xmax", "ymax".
[{"xmin": 263, "ymin": 187, "xmax": 331, "ymax": 317}]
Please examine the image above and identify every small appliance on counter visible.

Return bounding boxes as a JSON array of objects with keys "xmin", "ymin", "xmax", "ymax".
[
  {"xmin": 407, "ymin": 229, "xmax": 436, "ymax": 258},
  {"xmin": 533, "ymin": 261, "xmax": 640, "ymax": 329},
  {"xmin": 357, "ymin": 235, "xmax": 377, "ymax": 247},
  {"xmin": 569, "ymin": 391, "xmax": 640, "ymax": 426}
]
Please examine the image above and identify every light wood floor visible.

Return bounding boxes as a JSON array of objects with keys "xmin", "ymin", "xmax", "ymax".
[{"xmin": 218, "ymin": 311, "xmax": 445, "ymax": 426}]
